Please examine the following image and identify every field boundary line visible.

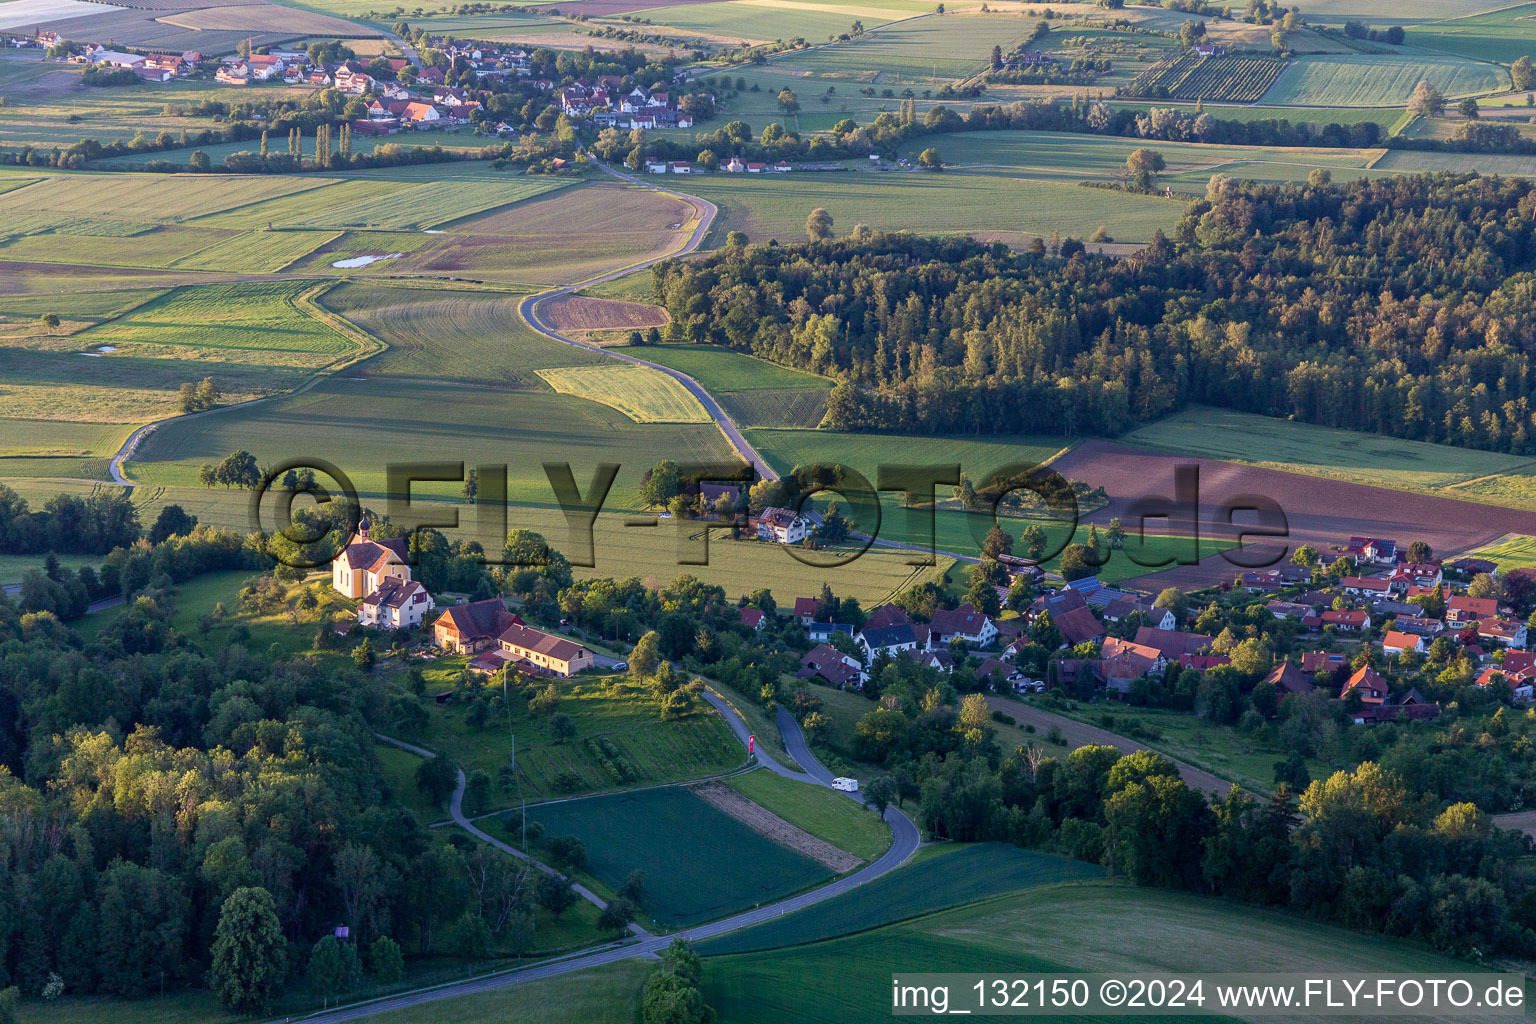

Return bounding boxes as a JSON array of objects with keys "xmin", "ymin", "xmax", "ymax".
[{"xmin": 108, "ymin": 280, "xmax": 385, "ymax": 484}]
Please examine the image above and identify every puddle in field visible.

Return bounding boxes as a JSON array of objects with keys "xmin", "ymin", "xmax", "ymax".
[
  {"xmin": 97, "ymin": 345, "xmax": 117, "ymax": 353},
  {"xmin": 332, "ymin": 252, "xmax": 403, "ymax": 268}
]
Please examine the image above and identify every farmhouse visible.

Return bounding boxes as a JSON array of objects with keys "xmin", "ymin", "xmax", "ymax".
[
  {"xmin": 433, "ymin": 597, "xmax": 522, "ymax": 654},
  {"xmin": 357, "ymin": 578, "xmax": 433, "ymax": 630},
  {"xmin": 498, "ymin": 623, "xmax": 594, "ymax": 677},
  {"xmin": 1037, "ymin": 588, "xmax": 1104, "ymax": 647},
  {"xmin": 332, "ymin": 522, "xmax": 411, "ymax": 599}
]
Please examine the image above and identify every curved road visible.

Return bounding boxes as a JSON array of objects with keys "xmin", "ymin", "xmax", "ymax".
[
  {"xmin": 518, "ymin": 160, "xmax": 780, "ymax": 483},
  {"xmin": 283, "ymin": 700, "xmax": 919, "ymax": 1023}
]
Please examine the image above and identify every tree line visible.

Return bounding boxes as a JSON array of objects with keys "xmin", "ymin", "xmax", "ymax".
[{"xmin": 653, "ymin": 173, "xmax": 1536, "ymax": 449}]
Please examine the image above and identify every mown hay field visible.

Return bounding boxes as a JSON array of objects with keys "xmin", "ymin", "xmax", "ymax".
[
  {"xmin": 1260, "ymin": 53, "xmax": 1507, "ymax": 106},
  {"xmin": 635, "ymin": 344, "xmax": 832, "ymax": 428},
  {"xmin": 527, "ymin": 787, "xmax": 831, "ymax": 926},
  {"xmin": 536, "ymin": 363, "xmax": 713, "ymax": 423}
]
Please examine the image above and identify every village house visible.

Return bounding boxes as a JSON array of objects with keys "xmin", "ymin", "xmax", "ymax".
[
  {"xmin": 1340, "ymin": 575, "xmax": 1393, "ymax": 598},
  {"xmin": 1477, "ymin": 618, "xmax": 1529, "ymax": 648},
  {"xmin": 1345, "ymin": 537, "xmax": 1397, "ymax": 564},
  {"xmin": 1131, "ymin": 626, "xmax": 1213, "ymax": 662},
  {"xmin": 433, "ymin": 597, "xmax": 522, "ymax": 655},
  {"xmin": 90, "ymin": 49, "xmax": 144, "ymax": 69},
  {"xmin": 1392, "ymin": 614, "xmax": 1443, "ymax": 637},
  {"xmin": 1476, "ymin": 650, "xmax": 1536, "ymax": 701},
  {"xmin": 332, "ymin": 522, "xmax": 411, "ymax": 599},
  {"xmin": 1261, "ymin": 661, "xmax": 1315, "ymax": 700},
  {"xmin": 1036, "ymin": 588, "xmax": 1104, "ymax": 647},
  {"xmin": 357, "ymin": 577, "xmax": 433, "ymax": 630},
  {"xmin": 244, "ymin": 53, "xmax": 285, "ymax": 80},
  {"xmin": 1100, "ymin": 593, "xmax": 1175, "ymax": 629},
  {"xmin": 1341, "ymin": 665, "xmax": 1389, "ymax": 704},
  {"xmin": 741, "ymin": 607, "xmax": 766, "ymax": 631},
  {"xmin": 927, "ymin": 603, "xmax": 997, "ymax": 648},
  {"xmin": 1301, "ymin": 651, "xmax": 1348, "ymax": 675},
  {"xmin": 1322, "ymin": 609, "xmax": 1371, "ymax": 631},
  {"xmin": 498, "ymin": 623, "xmax": 594, "ymax": 677},
  {"xmin": 1447, "ymin": 595, "xmax": 1500, "ymax": 628},
  {"xmin": 792, "ymin": 596, "xmax": 818, "ymax": 625},
  {"xmin": 904, "ymin": 649, "xmax": 954, "ymax": 674},
  {"xmin": 976, "ymin": 657, "xmax": 1026, "ymax": 689},
  {"xmin": 807, "ymin": 621, "xmax": 855, "ymax": 643},
  {"xmin": 215, "ymin": 63, "xmax": 251, "ymax": 86},
  {"xmin": 797, "ymin": 644, "xmax": 864, "ymax": 689},
  {"xmin": 753, "ymin": 506, "xmax": 809, "ymax": 544},
  {"xmin": 1266, "ymin": 599, "xmax": 1315, "ymax": 620},
  {"xmin": 1381, "ymin": 630, "xmax": 1425, "ymax": 657},
  {"xmin": 856, "ymin": 621, "xmax": 920, "ymax": 663}
]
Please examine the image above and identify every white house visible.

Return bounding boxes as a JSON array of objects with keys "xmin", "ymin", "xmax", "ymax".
[
  {"xmin": 927, "ymin": 603, "xmax": 997, "ymax": 648},
  {"xmin": 755, "ymin": 507, "xmax": 809, "ymax": 544},
  {"xmin": 358, "ymin": 577, "xmax": 433, "ymax": 630}
]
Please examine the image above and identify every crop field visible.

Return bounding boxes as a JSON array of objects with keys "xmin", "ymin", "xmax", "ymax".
[
  {"xmin": 597, "ymin": 0, "xmax": 917, "ymax": 45},
  {"xmin": 774, "ymin": 14, "xmax": 1037, "ymax": 81},
  {"xmin": 0, "ymin": 418, "xmax": 134, "ymax": 461},
  {"xmin": 624, "ymin": 344, "xmax": 833, "ymax": 427},
  {"xmin": 412, "ymin": 668, "xmax": 744, "ymax": 804},
  {"xmin": 1128, "ymin": 54, "xmax": 1287, "ymax": 103},
  {"xmin": 526, "ymin": 787, "xmax": 831, "ymax": 926},
  {"xmin": 724, "ymin": 769, "xmax": 891, "ymax": 861},
  {"xmin": 1122, "ymin": 406, "xmax": 1536, "ymax": 495},
  {"xmin": 673, "ymin": 171, "xmax": 1186, "ymax": 247},
  {"xmin": 196, "ymin": 176, "xmax": 568, "ymax": 231},
  {"xmin": 1374, "ymin": 149, "xmax": 1536, "ymax": 176},
  {"xmin": 320, "ymin": 281, "xmax": 604, "ymax": 387},
  {"xmin": 283, "ymin": 184, "xmax": 696, "ymax": 286},
  {"xmin": 1295, "ymin": 0, "xmax": 1506, "ymax": 21},
  {"xmin": 0, "ymin": 172, "xmax": 325, "ymax": 223},
  {"xmin": 1051, "ymin": 437, "xmax": 1536, "ymax": 590},
  {"xmin": 125, "ymin": 374, "xmax": 739, "ymax": 505},
  {"xmin": 536, "ymin": 363, "xmax": 713, "ymax": 423},
  {"xmin": 0, "ymin": 282, "xmax": 357, "ymax": 431},
  {"xmin": 703, "ymin": 882, "xmax": 1490, "ymax": 1024},
  {"xmin": 1260, "ymin": 53, "xmax": 1507, "ymax": 106},
  {"xmin": 1405, "ymin": 3, "xmax": 1536, "ymax": 63},
  {"xmin": 0, "ymin": 225, "xmax": 238, "ymax": 269},
  {"xmin": 82, "ymin": 281, "xmax": 353, "ymax": 370},
  {"xmin": 909, "ymin": 130, "xmax": 1380, "ymax": 185},
  {"xmin": 168, "ymin": 228, "xmax": 341, "ymax": 272},
  {"xmin": 698, "ymin": 843, "xmax": 1099, "ymax": 956},
  {"xmin": 541, "ymin": 295, "xmax": 669, "ymax": 333}
]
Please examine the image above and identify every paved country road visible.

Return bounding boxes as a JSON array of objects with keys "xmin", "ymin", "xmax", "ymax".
[
  {"xmin": 517, "ymin": 160, "xmax": 781, "ymax": 483},
  {"xmin": 273, "ymin": 703, "xmax": 919, "ymax": 1023}
]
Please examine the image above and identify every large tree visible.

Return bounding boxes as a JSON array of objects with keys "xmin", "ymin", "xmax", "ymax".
[{"xmin": 211, "ymin": 887, "xmax": 287, "ymax": 1011}]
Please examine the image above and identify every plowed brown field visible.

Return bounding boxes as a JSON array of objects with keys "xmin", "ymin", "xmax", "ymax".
[{"xmin": 1051, "ymin": 440, "xmax": 1536, "ymax": 590}]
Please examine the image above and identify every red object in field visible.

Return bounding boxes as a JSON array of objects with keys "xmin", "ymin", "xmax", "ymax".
[{"xmin": 748, "ymin": 735, "xmax": 755, "ymax": 754}]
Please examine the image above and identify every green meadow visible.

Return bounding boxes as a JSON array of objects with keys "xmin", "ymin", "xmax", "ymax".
[
  {"xmin": 725, "ymin": 768, "xmax": 891, "ymax": 860},
  {"xmin": 702, "ymin": 882, "xmax": 1493, "ymax": 1024}
]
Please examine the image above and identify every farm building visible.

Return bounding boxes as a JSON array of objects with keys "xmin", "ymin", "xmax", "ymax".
[
  {"xmin": 498, "ymin": 623, "xmax": 594, "ymax": 677},
  {"xmin": 358, "ymin": 578, "xmax": 433, "ymax": 630},
  {"xmin": 434, "ymin": 598, "xmax": 522, "ymax": 655}
]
